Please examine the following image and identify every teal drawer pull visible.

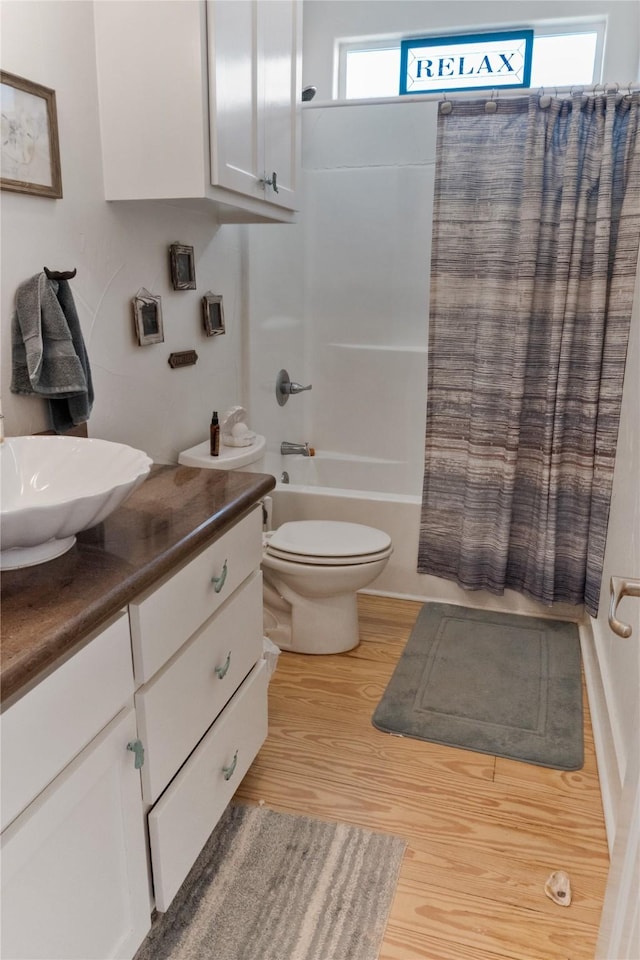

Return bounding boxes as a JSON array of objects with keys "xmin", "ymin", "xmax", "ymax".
[
  {"xmin": 211, "ymin": 559, "xmax": 228, "ymax": 593},
  {"xmin": 222, "ymin": 750, "xmax": 238, "ymax": 781},
  {"xmin": 126, "ymin": 739, "xmax": 145, "ymax": 770},
  {"xmin": 214, "ymin": 651, "xmax": 232, "ymax": 680}
]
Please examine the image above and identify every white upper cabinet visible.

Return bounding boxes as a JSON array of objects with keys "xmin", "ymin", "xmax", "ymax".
[
  {"xmin": 94, "ymin": 0, "xmax": 301, "ymax": 222},
  {"xmin": 208, "ymin": 0, "xmax": 300, "ymax": 211}
]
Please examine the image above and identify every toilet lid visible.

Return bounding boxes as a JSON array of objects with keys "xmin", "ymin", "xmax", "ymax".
[{"xmin": 265, "ymin": 521, "xmax": 392, "ymax": 565}]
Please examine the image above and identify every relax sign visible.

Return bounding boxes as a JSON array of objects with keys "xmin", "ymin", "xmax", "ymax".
[{"xmin": 400, "ymin": 30, "xmax": 533, "ymax": 95}]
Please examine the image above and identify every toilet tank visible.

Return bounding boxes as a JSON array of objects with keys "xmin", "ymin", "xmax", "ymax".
[{"xmin": 177, "ymin": 435, "xmax": 266, "ymax": 471}]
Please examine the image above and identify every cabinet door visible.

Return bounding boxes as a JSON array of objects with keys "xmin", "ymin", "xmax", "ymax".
[
  {"xmin": 208, "ymin": 0, "xmax": 264, "ymax": 201},
  {"xmin": 208, "ymin": 0, "xmax": 300, "ymax": 211},
  {"xmin": 259, "ymin": 0, "xmax": 301, "ymax": 210},
  {"xmin": 1, "ymin": 708, "xmax": 151, "ymax": 960},
  {"xmin": 1, "ymin": 612, "xmax": 134, "ymax": 832}
]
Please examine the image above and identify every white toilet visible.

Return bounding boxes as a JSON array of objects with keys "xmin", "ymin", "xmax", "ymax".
[
  {"xmin": 262, "ymin": 520, "xmax": 392, "ymax": 654},
  {"xmin": 178, "ymin": 428, "xmax": 393, "ymax": 654}
]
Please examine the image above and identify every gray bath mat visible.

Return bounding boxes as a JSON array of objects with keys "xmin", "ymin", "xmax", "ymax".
[
  {"xmin": 135, "ymin": 803, "xmax": 406, "ymax": 960},
  {"xmin": 373, "ymin": 602, "xmax": 583, "ymax": 770}
]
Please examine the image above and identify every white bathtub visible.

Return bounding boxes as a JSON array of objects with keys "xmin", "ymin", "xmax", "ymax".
[
  {"xmin": 244, "ymin": 450, "xmax": 429, "ymax": 599},
  {"xmin": 270, "ymin": 450, "xmax": 421, "ymax": 498},
  {"xmin": 245, "ymin": 450, "xmax": 580, "ymax": 619}
]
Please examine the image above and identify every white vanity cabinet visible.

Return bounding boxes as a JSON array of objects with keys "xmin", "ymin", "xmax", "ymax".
[
  {"xmin": 131, "ymin": 504, "xmax": 268, "ymax": 912},
  {"xmin": 1, "ymin": 500, "xmax": 270, "ymax": 957},
  {"xmin": 0, "ymin": 614, "xmax": 152, "ymax": 960},
  {"xmin": 94, "ymin": 0, "xmax": 301, "ymax": 222}
]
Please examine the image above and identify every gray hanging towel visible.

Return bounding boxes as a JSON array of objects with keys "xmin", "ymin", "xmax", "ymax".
[{"xmin": 10, "ymin": 271, "xmax": 94, "ymax": 432}]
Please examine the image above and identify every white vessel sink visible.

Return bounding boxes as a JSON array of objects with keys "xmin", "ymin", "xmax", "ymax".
[{"xmin": 1, "ymin": 436, "xmax": 152, "ymax": 569}]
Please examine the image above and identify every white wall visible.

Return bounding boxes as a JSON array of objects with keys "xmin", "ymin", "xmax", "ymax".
[
  {"xmin": 1, "ymin": 0, "xmax": 246, "ymax": 464},
  {"xmin": 302, "ymin": 0, "xmax": 640, "ymax": 100}
]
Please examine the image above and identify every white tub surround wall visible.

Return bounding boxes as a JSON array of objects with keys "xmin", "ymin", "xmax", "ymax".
[
  {"xmin": 248, "ymin": 100, "xmax": 435, "ymax": 491},
  {"xmin": 302, "ymin": 102, "xmax": 433, "ymax": 482},
  {"xmin": 247, "ymin": 218, "xmax": 306, "ymax": 457}
]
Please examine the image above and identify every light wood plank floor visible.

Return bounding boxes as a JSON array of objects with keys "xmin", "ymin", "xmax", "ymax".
[{"xmin": 235, "ymin": 594, "xmax": 610, "ymax": 960}]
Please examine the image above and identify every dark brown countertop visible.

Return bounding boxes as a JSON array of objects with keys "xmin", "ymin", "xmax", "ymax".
[{"xmin": 1, "ymin": 464, "xmax": 275, "ymax": 708}]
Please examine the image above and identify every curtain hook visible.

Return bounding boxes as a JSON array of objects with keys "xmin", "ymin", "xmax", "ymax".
[
  {"xmin": 440, "ymin": 92, "xmax": 452, "ymax": 115},
  {"xmin": 485, "ymin": 88, "xmax": 498, "ymax": 113},
  {"xmin": 539, "ymin": 85, "xmax": 551, "ymax": 109}
]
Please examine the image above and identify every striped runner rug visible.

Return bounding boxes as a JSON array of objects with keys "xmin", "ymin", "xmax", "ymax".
[{"xmin": 135, "ymin": 803, "xmax": 406, "ymax": 960}]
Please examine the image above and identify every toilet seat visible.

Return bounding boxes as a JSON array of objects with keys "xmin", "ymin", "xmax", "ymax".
[{"xmin": 264, "ymin": 521, "xmax": 392, "ymax": 566}]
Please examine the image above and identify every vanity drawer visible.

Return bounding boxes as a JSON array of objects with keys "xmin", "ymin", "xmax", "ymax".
[
  {"xmin": 136, "ymin": 571, "xmax": 263, "ymax": 803},
  {"xmin": 1, "ymin": 613, "xmax": 134, "ymax": 832},
  {"xmin": 148, "ymin": 658, "xmax": 268, "ymax": 912},
  {"xmin": 129, "ymin": 505, "xmax": 262, "ymax": 683}
]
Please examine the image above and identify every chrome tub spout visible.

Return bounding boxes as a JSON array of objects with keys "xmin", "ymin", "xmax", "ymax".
[{"xmin": 281, "ymin": 441, "xmax": 312, "ymax": 457}]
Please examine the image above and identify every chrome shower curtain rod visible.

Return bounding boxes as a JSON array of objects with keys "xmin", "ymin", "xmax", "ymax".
[{"xmin": 308, "ymin": 82, "xmax": 640, "ymax": 109}]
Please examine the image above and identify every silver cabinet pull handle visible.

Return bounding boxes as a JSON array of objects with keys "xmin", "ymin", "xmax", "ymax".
[
  {"xmin": 222, "ymin": 750, "xmax": 238, "ymax": 781},
  {"xmin": 214, "ymin": 651, "xmax": 231, "ymax": 680},
  {"xmin": 211, "ymin": 559, "xmax": 228, "ymax": 593},
  {"xmin": 609, "ymin": 576, "xmax": 640, "ymax": 638},
  {"xmin": 258, "ymin": 172, "xmax": 278, "ymax": 194},
  {"xmin": 126, "ymin": 739, "xmax": 145, "ymax": 770}
]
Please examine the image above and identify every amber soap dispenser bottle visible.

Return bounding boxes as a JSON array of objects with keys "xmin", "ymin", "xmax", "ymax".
[{"xmin": 210, "ymin": 411, "xmax": 220, "ymax": 457}]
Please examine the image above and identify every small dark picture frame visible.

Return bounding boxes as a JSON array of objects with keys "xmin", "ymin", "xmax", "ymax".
[
  {"xmin": 202, "ymin": 292, "xmax": 225, "ymax": 337},
  {"xmin": 169, "ymin": 243, "xmax": 196, "ymax": 290},
  {"xmin": 133, "ymin": 288, "xmax": 164, "ymax": 345}
]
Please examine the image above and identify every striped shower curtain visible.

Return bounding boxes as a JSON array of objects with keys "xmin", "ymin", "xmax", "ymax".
[{"xmin": 418, "ymin": 91, "xmax": 640, "ymax": 616}]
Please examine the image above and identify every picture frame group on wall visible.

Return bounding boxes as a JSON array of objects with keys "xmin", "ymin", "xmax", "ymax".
[
  {"xmin": 0, "ymin": 70, "xmax": 63, "ymax": 199},
  {"xmin": 169, "ymin": 243, "xmax": 196, "ymax": 290},
  {"xmin": 202, "ymin": 292, "xmax": 225, "ymax": 337},
  {"xmin": 133, "ymin": 288, "xmax": 164, "ymax": 345}
]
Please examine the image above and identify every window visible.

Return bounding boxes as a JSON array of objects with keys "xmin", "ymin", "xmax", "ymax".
[
  {"xmin": 337, "ymin": 23, "xmax": 604, "ymax": 100},
  {"xmin": 399, "ymin": 31, "xmax": 533, "ymax": 95}
]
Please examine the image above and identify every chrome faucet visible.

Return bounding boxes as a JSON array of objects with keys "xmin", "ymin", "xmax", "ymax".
[
  {"xmin": 281, "ymin": 441, "xmax": 312, "ymax": 457},
  {"xmin": 276, "ymin": 369, "xmax": 313, "ymax": 406}
]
